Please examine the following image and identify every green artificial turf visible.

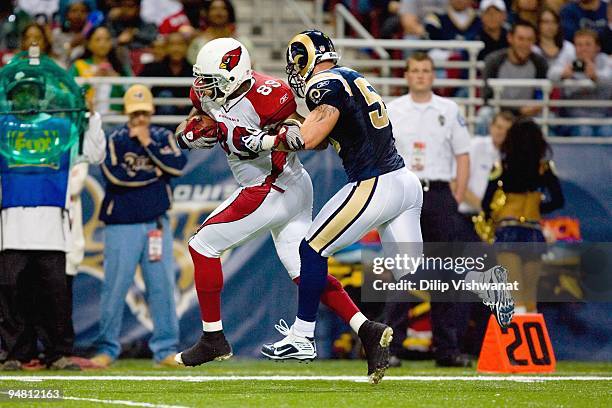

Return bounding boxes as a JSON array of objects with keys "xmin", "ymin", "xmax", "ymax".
[{"xmin": 0, "ymin": 360, "xmax": 610, "ymax": 407}]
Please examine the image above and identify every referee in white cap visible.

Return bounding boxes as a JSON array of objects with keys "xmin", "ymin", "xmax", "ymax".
[{"xmin": 385, "ymin": 51, "xmax": 472, "ymax": 367}]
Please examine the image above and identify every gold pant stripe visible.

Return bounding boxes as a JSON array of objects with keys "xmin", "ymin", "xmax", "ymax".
[{"xmin": 309, "ymin": 177, "xmax": 378, "ymax": 254}]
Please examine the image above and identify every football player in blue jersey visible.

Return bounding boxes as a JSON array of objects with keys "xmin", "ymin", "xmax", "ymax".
[{"xmin": 242, "ymin": 30, "xmax": 424, "ymax": 384}]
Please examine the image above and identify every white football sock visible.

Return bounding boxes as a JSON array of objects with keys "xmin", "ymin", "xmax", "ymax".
[
  {"xmin": 203, "ymin": 320, "xmax": 223, "ymax": 332},
  {"xmin": 293, "ymin": 317, "xmax": 315, "ymax": 338},
  {"xmin": 349, "ymin": 312, "xmax": 368, "ymax": 334}
]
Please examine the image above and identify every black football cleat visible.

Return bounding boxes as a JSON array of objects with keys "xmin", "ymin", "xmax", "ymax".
[
  {"xmin": 358, "ymin": 320, "xmax": 393, "ymax": 384},
  {"xmin": 175, "ymin": 331, "xmax": 232, "ymax": 366}
]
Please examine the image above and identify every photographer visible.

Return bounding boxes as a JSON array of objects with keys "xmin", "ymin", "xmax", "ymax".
[{"xmin": 549, "ymin": 29, "xmax": 612, "ymax": 136}]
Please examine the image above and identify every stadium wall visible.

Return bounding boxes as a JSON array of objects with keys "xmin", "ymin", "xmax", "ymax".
[{"xmin": 73, "ymin": 143, "xmax": 612, "ymax": 360}]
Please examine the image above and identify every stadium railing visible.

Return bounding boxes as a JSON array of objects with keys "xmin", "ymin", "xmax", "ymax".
[{"xmin": 75, "ymin": 69, "xmax": 612, "ymax": 139}]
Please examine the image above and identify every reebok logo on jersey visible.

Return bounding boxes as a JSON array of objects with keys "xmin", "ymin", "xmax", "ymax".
[
  {"xmin": 316, "ymin": 80, "xmax": 329, "ymax": 88},
  {"xmin": 279, "ymin": 93, "xmax": 289, "ymax": 104},
  {"xmin": 219, "ymin": 46, "xmax": 242, "ymax": 72}
]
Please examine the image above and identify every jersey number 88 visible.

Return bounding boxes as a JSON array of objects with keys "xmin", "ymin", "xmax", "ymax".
[{"xmin": 354, "ymin": 77, "xmax": 389, "ymax": 129}]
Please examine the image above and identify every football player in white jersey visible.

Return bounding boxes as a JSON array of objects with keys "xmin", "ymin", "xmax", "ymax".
[{"xmin": 173, "ymin": 38, "xmax": 387, "ymax": 368}]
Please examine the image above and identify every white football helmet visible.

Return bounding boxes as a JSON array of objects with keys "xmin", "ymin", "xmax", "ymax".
[{"xmin": 192, "ymin": 38, "xmax": 252, "ymax": 107}]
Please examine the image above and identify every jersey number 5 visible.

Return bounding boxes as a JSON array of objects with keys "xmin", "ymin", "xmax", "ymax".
[{"xmin": 354, "ymin": 77, "xmax": 389, "ymax": 129}]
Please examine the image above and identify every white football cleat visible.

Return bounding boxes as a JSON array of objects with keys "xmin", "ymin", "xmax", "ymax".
[
  {"xmin": 473, "ymin": 266, "xmax": 515, "ymax": 328},
  {"xmin": 261, "ymin": 319, "xmax": 317, "ymax": 361}
]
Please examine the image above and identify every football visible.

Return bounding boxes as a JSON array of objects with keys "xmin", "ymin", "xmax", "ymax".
[{"xmin": 176, "ymin": 114, "xmax": 217, "ymax": 140}]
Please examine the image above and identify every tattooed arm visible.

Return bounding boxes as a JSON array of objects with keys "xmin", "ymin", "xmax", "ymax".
[{"xmin": 300, "ymin": 104, "xmax": 340, "ymax": 150}]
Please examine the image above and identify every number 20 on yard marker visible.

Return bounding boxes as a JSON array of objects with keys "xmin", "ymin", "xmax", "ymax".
[{"xmin": 477, "ymin": 314, "xmax": 556, "ymax": 373}]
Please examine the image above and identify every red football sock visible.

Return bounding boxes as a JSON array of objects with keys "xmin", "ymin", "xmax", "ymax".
[
  {"xmin": 293, "ymin": 274, "xmax": 359, "ymax": 324},
  {"xmin": 189, "ymin": 246, "xmax": 223, "ymax": 326}
]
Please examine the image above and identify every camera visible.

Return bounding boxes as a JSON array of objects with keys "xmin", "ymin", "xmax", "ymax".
[{"xmin": 572, "ymin": 59, "xmax": 585, "ymax": 73}]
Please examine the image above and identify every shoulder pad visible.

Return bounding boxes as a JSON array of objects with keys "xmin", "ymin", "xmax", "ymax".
[
  {"xmin": 306, "ymin": 72, "xmax": 353, "ymax": 97},
  {"xmin": 248, "ymin": 72, "xmax": 296, "ymax": 126}
]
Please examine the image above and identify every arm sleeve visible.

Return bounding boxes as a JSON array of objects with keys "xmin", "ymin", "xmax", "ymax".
[
  {"xmin": 595, "ymin": 55, "xmax": 612, "ymax": 83},
  {"xmin": 81, "ymin": 112, "xmax": 106, "ymax": 164},
  {"xmin": 144, "ymin": 129, "xmax": 187, "ymax": 177},
  {"xmin": 547, "ymin": 42, "xmax": 575, "ymax": 81},
  {"xmin": 424, "ymin": 13, "xmax": 443, "ymax": 40},
  {"xmin": 305, "ymin": 78, "xmax": 345, "ymax": 112},
  {"xmin": 101, "ymin": 131, "xmax": 159, "ymax": 187},
  {"xmin": 450, "ymin": 105, "xmax": 471, "ymax": 155},
  {"xmin": 69, "ymin": 162, "xmax": 89, "ymax": 197},
  {"xmin": 540, "ymin": 164, "xmax": 565, "ymax": 214}
]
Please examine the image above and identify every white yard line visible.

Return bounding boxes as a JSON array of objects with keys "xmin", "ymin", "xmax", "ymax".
[
  {"xmin": 0, "ymin": 392, "xmax": 188, "ymax": 408},
  {"xmin": 1, "ymin": 375, "xmax": 611, "ymax": 383},
  {"xmin": 61, "ymin": 396, "xmax": 188, "ymax": 408}
]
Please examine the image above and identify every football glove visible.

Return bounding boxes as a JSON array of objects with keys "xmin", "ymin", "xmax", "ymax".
[
  {"xmin": 274, "ymin": 119, "xmax": 304, "ymax": 151},
  {"xmin": 241, "ymin": 128, "xmax": 270, "ymax": 153},
  {"xmin": 176, "ymin": 116, "xmax": 218, "ymax": 150}
]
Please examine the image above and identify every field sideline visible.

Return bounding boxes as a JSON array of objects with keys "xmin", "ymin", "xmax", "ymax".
[{"xmin": 0, "ymin": 360, "xmax": 611, "ymax": 407}]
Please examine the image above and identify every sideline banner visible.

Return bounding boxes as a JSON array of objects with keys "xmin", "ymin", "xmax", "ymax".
[{"xmin": 74, "ymin": 143, "xmax": 612, "ymax": 360}]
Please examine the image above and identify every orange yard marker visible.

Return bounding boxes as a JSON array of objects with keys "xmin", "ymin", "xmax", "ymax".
[{"xmin": 477, "ymin": 314, "xmax": 556, "ymax": 373}]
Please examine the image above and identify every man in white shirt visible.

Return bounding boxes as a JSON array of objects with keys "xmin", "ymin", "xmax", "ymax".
[
  {"xmin": 459, "ymin": 110, "xmax": 514, "ymax": 217},
  {"xmin": 386, "ymin": 51, "xmax": 471, "ymax": 367}
]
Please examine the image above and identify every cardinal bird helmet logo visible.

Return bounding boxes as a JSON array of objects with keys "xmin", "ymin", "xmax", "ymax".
[{"xmin": 219, "ymin": 46, "xmax": 242, "ymax": 72}]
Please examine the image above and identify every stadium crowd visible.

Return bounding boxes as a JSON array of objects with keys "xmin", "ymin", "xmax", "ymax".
[
  {"xmin": 0, "ymin": 1, "xmax": 609, "ymax": 136},
  {"xmin": 0, "ymin": 0, "xmax": 603, "ymax": 371}
]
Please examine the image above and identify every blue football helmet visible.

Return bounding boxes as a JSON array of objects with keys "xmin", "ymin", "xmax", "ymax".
[{"xmin": 285, "ymin": 30, "xmax": 339, "ymax": 98}]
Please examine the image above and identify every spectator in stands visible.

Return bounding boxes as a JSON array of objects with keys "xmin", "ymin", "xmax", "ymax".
[
  {"xmin": 16, "ymin": 0, "xmax": 59, "ymax": 25},
  {"xmin": 52, "ymin": 1, "xmax": 93, "ymax": 67},
  {"xmin": 424, "ymin": 0, "xmax": 480, "ymax": 41},
  {"xmin": 179, "ymin": 0, "xmax": 207, "ymax": 29},
  {"xmin": 0, "ymin": 1, "xmax": 18, "ymax": 53},
  {"xmin": 186, "ymin": 0, "xmax": 237, "ymax": 65},
  {"xmin": 69, "ymin": 26, "xmax": 132, "ymax": 115},
  {"xmin": 90, "ymin": 85, "xmax": 186, "ymax": 369},
  {"xmin": 139, "ymin": 0, "xmax": 183, "ymax": 28},
  {"xmin": 398, "ymin": 0, "xmax": 447, "ymax": 38},
  {"xmin": 483, "ymin": 20, "xmax": 548, "ymax": 117},
  {"xmin": 20, "ymin": 22, "xmax": 55, "ymax": 59},
  {"xmin": 509, "ymin": 0, "xmax": 543, "ymax": 27},
  {"xmin": 0, "ymin": 5, "xmax": 33, "ymax": 65},
  {"xmin": 601, "ymin": 1, "xmax": 612, "ymax": 54},
  {"xmin": 424, "ymin": 0, "xmax": 480, "ymax": 94},
  {"xmin": 140, "ymin": 32, "xmax": 192, "ymax": 118},
  {"xmin": 554, "ymin": 29, "xmax": 612, "ymax": 137},
  {"xmin": 544, "ymin": 0, "xmax": 568, "ymax": 13},
  {"xmin": 535, "ymin": 7, "xmax": 576, "ymax": 71},
  {"xmin": 157, "ymin": 1, "xmax": 196, "ymax": 36},
  {"xmin": 150, "ymin": 35, "xmax": 168, "ymax": 64},
  {"xmin": 459, "ymin": 110, "xmax": 514, "ymax": 219},
  {"xmin": 106, "ymin": 0, "xmax": 157, "ymax": 49},
  {"xmin": 560, "ymin": 0, "xmax": 608, "ymax": 41},
  {"xmin": 476, "ymin": 0, "xmax": 509, "ymax": 60},
  {"xmin": 0, "ymin": 22, "xmax": 64, "ymax": 67}
]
